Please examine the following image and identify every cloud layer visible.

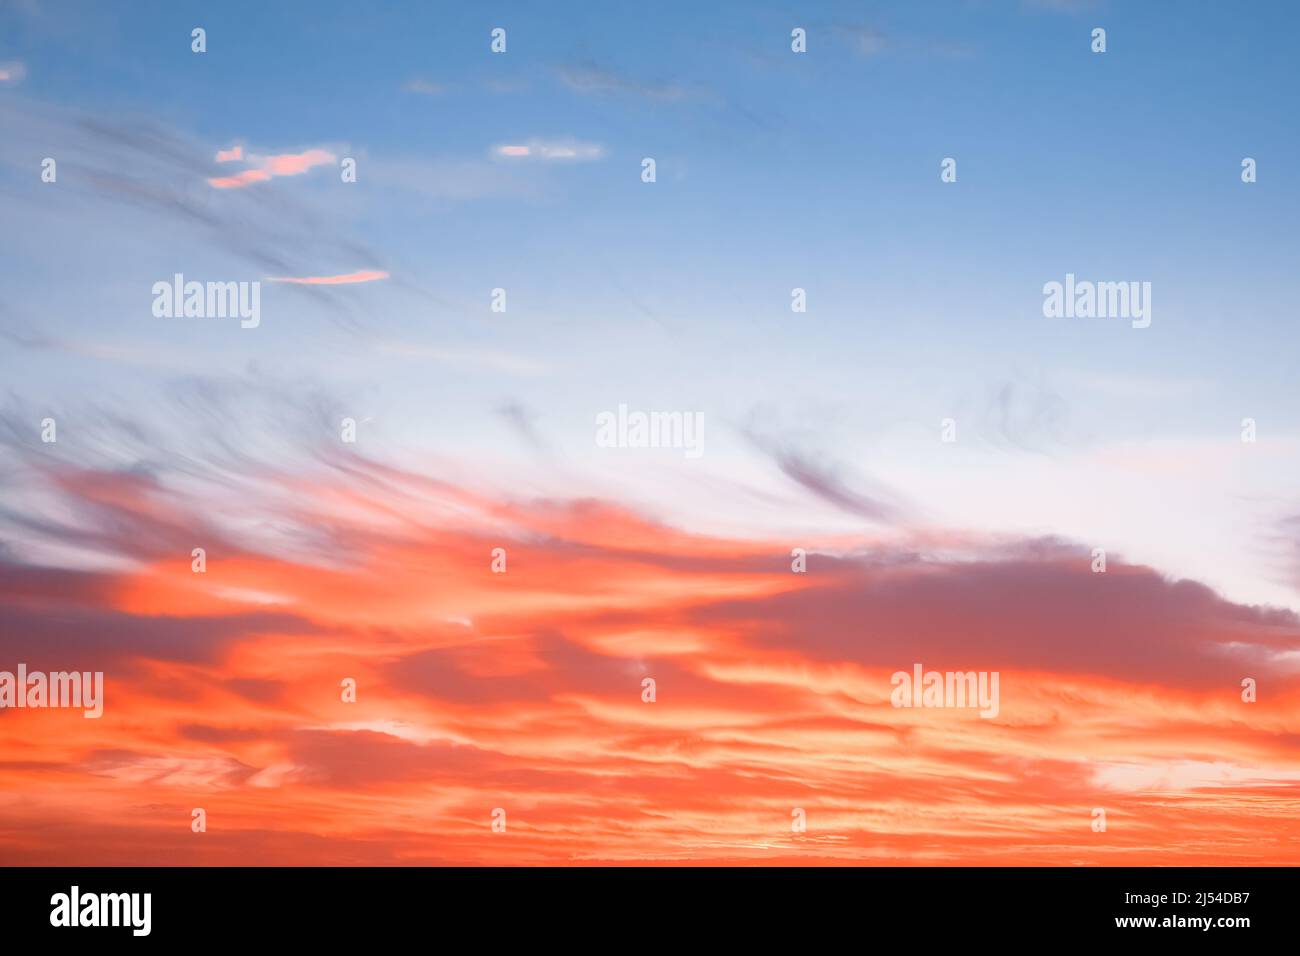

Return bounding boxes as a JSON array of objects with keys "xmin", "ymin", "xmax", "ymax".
[{"xmin": 2, "ymin": 425, "xmax": 1297, "ymax": 865}]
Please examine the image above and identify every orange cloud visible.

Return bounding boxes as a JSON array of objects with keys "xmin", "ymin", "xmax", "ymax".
[{"xmin": 1, "ymin": 454, "xmax": 1298, "ymax": 865}]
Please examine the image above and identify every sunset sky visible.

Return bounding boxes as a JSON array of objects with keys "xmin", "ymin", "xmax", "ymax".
[{"xmin": 1, "ymin": 0, "xmax": 1299, "ymax": 865}]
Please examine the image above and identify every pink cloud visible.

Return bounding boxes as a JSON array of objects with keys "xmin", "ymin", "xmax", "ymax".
[
  {"xmin": 207, "ymin": 147, "xmax": 338, "ymax": 189},
  {"xmin": 266, "ymin": 270, "xmax": 390, "ymax": 285},
  {"xmin": 208, "ymin": 169, "xmax": 272, "ymax": 189},
  {"xmin": 262, "ymin": 148, "xmax": 336, "ymax": 176}
]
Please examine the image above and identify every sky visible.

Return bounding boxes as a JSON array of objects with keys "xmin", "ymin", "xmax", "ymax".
[{"xmin": 1, "ymin": 0, "xmax": 1298, "ymax": 865}]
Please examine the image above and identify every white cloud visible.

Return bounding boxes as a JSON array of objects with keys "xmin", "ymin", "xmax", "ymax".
[{"xmin": 492, "ymin": 138, "xmax": 605, "ymax": 162}]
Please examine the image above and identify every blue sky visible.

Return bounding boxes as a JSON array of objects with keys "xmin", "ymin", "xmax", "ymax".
[{"xmin": 2, "ymin": 0, "xmax": 1299, "ymax": 607}]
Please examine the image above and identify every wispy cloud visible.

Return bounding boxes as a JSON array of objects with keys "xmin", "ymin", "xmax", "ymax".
[
  {"xmin": 207, "ymin": 168, "xmax": 272, "ymax": 189},
  {"xmin": 555, "ymin": 63, "xmax": 691, "ymax": 102},
  {"xmin": 0, "ymin": 60, "xmax": 26, "ymax": 84},
  {"xmin": 266, "ymin": 270, "xmax": 390, "ymax": 285},
  {"xmin": 0, "ymin": 328, "xmax": 202, "ymax": 372},
  {"xmin": 742, "ymin": 422, "xmax": 911, "ymax": 525},
  {"xmin": 403, "ymin": 78, "xmax": 445, "ymax": 96},
  {"xmin": 978, "ymin": 375, "xmax": 1074, "ymax": 453},
  {"xmin": 0, "ymin": 98, "xmax": 385, "ymax": 321},
  {"xmin": 492, "ymin": 138, "xmax": 605, "ymax": 162}
]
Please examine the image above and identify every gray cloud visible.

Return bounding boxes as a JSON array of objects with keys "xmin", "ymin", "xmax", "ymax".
[{"xmin": 742, "ymin": 422, "xmax": 910, "ymax": 525}]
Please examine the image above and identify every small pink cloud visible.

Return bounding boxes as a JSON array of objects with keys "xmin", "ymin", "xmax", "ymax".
[
  {"xmin": 208, "ymin": 169, "xmax": 272, "ymax": 189},
  {"xmin": 0, "ymin": 61, "xmax": 27, "ymax": 84},
  {"xmin": 207, "ymin": 147, "xmax": 338, "ymax": 189},
  {"xmin": 262, "ymin": 148, "xmax": 336, "ymax": 176},
  {"xmin": 266, "ymin": 270, "xmax": 390, "ymax": 285},
  {"xmin": 215, "ymin": 145, "xmax": 244, "ymax": 163}
]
